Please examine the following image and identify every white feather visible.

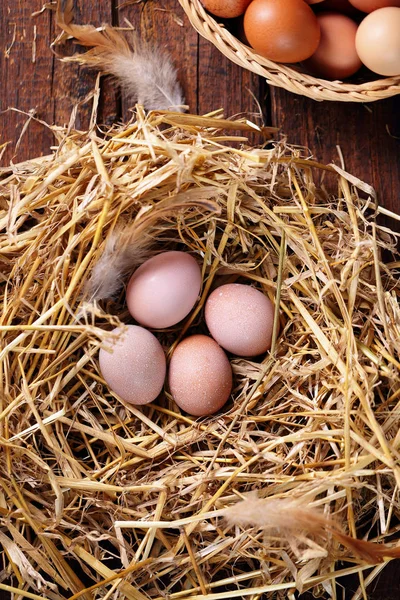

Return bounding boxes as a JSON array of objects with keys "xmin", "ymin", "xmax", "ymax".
[
  {"xmin": 109, "ymin": 40, "xmax": 185, "ymax": 112},
  {"xmin": 56, "ymin": 11, "xmax": 185, "ymax": 112}
]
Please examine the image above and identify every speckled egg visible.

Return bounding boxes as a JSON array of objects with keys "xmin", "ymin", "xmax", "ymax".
[
  {"xmin": 126, "ymin": 251, "xmax": 202, "ymax": 329},
  {"xmin": 99, "ymin": 325, "xmax": 166, "ymax": 405},
  {"xmin": 169, "ymin": 335, "xmax": 232, "ymax": 416},
  {"xmin": 205, "ymin": 283, "xmax": 275, "ymax": 357}
]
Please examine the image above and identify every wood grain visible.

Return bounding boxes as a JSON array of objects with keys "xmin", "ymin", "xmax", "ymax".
[
  {"xmin": 195, "ymin": 34, "xmax": 261, "ymax": 117},
  {"xmin": 0, "ymin": 1, "xmax": 55, "ymax": 163},
  {"xmin": 0, "ymin": 0, "xmax": 117, "ymax": 165},
  {"xmin": 117, "ymin": 0, "xmax": 199, "ymax": 117},
  {"xmin": 116, "ymin": 0, "xmax": 261, "ymax": 119},
  {"xmin": 0, "ymin": 0, "xmax": 265, "ymax": 166},
  {"xmin": 50, "ymin": 0, "xmax": 118, "ymax": 132},
  {"xmin": 270, "ymin": 89, "xmax": 400, "ymax": 213}
]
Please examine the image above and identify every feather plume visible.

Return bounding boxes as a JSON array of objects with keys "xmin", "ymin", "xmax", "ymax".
[
  {"xmin": 224, "ymin": 494, "xmax": 400, "ymax": 564},
  {"xmin": 85, "ymin": 190, "xmax": 220, "ymax": 302},
  {"xmin": 56, "ymin": 2, "xmax": 185, "ymax": 112},
  {"xmin": 85, "ymin": 223, "xmax": 151, "ymax": 302}
]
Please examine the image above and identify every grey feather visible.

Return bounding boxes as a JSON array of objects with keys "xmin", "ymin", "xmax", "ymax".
[
  {"xmin": 85, "ymin": 228, "xmax": 152, "ymax": 302},
  {"xmin": 85, "ymin": 190, "xmax": 220, "ymax": 302},
  {"xmin": 110, "ymin": 40, "xmax": 185, "ymax": 112},
  {"xmin": 57, "ymin": 16, "xmax": 186, "ymax": 112}
]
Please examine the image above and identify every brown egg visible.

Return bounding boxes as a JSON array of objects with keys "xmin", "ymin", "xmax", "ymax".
[
  {"xmin": 169, "ymin": 335, "xmax": 232, "ymax": 416},
  {"xmin": 99, "ymin": 325, "xmax": 166, "ymax": 405},
  {"xmin": 201, "ymin": 0, "xmax": 253, "ymax": 18},
  {"xmin": 243, "ymin": 0, "xmax": 321, "ymax": 63},
  {"xmin": 205, "ymin": 283, "xmax": 275, "ymax": 357},
  {"xmin": 304, "ymin": 13, "xmax": 362, "ymax": 79},
  {"xmin": 348, "ymin": 0, "xmax": 400, "ymax": 13},
  {"xmin": 356, "ymin": 7, "xmax": 400, "ymax": 76}
]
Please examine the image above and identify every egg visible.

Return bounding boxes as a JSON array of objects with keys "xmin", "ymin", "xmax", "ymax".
[
  {"xmin": 243, "ymin": 0, "xmax": 321, "ymax": 63},
  {"xmin": 205, "ymin": 283, "xmax": 275, "ymax": 357},
  {"xmin": 304, "ymin": 13, "xmax": 362, "ymax": 79},
  {"xmin": 356, "ymin": 7, "xmax": 400, "ymax": 76},
  {"xmin": 348, "ymin": 0, "xmax": 400, "ymax": 13},
  {"xmin": 169, "ymin": 335, "xmax": 232, "ymax": 416},
  {"xmin": 99, "ymin": 325, "xmax": 166, "ymax": 405},
  {"xmin": 126, "ymin": 251, "xmax": 201, "ymax": 329},
  {"xmin": 201, "ymin": 0, "xmax": 253, "ymax": 17}
]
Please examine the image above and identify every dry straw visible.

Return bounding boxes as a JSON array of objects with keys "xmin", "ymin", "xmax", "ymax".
[
  {"xmin": 179, "ymin": 0, "xmax": 400, "ymax": 102},
  {"xmin": 1, "ymin": 106, "xmax": 400, "ymax": 599}
]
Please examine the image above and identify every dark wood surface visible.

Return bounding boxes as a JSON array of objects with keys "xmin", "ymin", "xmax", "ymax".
[
  {"xmin": 1, "ymin": 0, "xmax": 399, "ymax": 215},
  {"xmin": 0, "ymin": 1, "xmax": 399, "ymax": 598}
]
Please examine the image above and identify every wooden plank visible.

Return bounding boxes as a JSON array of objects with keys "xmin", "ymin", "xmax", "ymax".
[
  {"xmin": 0, "ymin": 2, "xmax": 55, "ymax": 164},
  {"xmin": 117, "ymin": 1, "xmax": 199, "ymax": 118},
  {"xmin": 0, "ymin": 0, "xmax": 264, "ymax": 166},
  {"xmin": 270, "ymin": 88, "xmax": 400, "ymax": 214},
  {"xmin": 0, "ymin": 0, "xmax": 117, "ymax": 166},
  {"xmin": 196, "ymin": 35, "xmax": 262, "ymax": 117},
  {"xmin": 50, "ymin": 0, "xmax": 118, "ymax": 133},
  {"xmin": 117, "ymin": 1, "xmax": 262, "ymax": 120}
]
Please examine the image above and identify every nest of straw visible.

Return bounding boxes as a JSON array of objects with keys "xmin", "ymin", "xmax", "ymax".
[{"xmin": 1, "ymin": 108, "xmax": 400, "ymax": 600}]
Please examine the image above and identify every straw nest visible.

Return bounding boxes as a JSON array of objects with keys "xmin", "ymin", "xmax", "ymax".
[{"xmin": 1, "ymin": 108, "xmax": 400, "ymax": 600}]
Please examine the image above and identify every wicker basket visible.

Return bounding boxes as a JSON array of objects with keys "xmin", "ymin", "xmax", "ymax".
[{"xmin": 179, "ymin": 0, "xmax": 400, "ymax": 102}]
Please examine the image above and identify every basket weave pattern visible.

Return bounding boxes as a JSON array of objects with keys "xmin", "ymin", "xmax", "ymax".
[{"xmin": 179, "ymin": 0, "xmax": 400, "ymax": 102}]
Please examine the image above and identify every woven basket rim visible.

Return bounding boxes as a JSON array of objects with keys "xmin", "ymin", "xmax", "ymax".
[{"xmin": 179, "ymin": 0, "xmax": 400, "ymax": 102}]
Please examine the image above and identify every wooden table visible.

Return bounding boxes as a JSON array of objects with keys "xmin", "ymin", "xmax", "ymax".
[
  {"xmin": 0, "ymin": 0, "xmax": 400, "ymax": 216},
  {"xmin": 1, "ymin": 0, "xmax": 399, "ymax": 220},
  {"xmin": 0, "ymin": 1, "xmax": 399, "ymax": 598}
]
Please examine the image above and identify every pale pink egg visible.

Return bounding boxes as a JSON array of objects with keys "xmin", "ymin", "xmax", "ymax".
[
  {"xmin": 205, "ymin": 283, "xmax": 275, "ymax": 357},
  {"xmin": 99, "ymin": 325, "xmax": 166, "ymax": 405},
  {"xmin": 169, "ymin": 335, "xmax": 232, "ymax": 416},
  {"xmin": 304, "ymin": 13, "xmax": 362, "ymax": 80},
  {"xmin": 126, "ymin": 251, "xmax": 202, "ymax": 329}
]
